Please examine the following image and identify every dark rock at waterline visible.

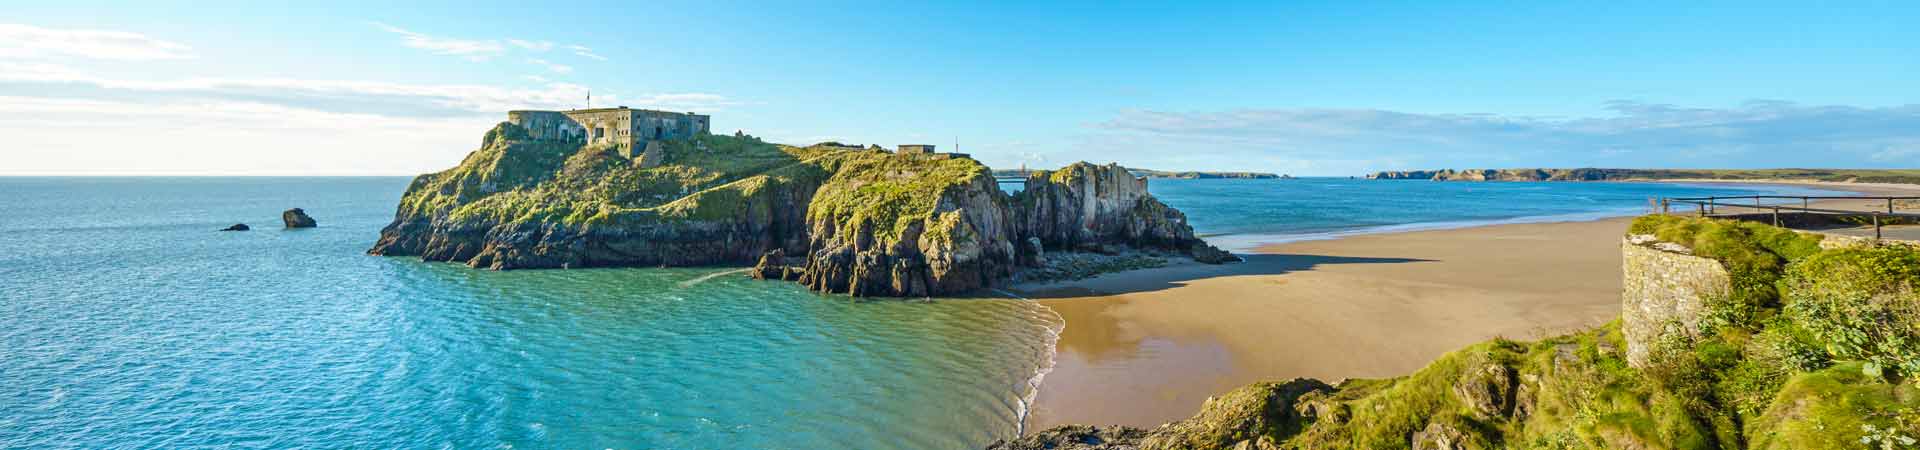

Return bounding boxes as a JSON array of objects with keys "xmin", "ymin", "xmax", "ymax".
[
  {"xmin": 985, "ymin": 424, "xmax": 1148, "ymax": 450},
  {"xmin": 282, "ymin": 208, "xmax": 317, "ymax": 228},
  {"xmin": 219, "ymin": 223, "xmax": 250, "ymax": 231}
]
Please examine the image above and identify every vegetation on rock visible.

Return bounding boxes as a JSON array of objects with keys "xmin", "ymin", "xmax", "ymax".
[
  {"xmin": 1006, "ymin": 216, "xmax": 1920, "ymax": 450},
  {"xmin": 371, "ymin": 122, "xmax": 1233, "ymax": 296}
]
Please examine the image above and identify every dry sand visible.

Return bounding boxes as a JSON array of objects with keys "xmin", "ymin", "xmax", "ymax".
[
  {"xmin": 1018, "ymin": 218, "xmax": 1634, "ymax": 429},
  {"xmin": 1016, "ymin": 180, "xmax": 1920, "ymax": 430}
]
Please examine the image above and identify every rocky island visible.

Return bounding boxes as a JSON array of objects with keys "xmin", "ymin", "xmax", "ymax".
[{"xmin": 369, "ymin": 120, "xmax": 1232, "ymax": 296}]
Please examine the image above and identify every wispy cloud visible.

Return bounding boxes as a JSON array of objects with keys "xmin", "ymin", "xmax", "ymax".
[
  {"xmin": 369, "ymin": 22, "xmax": 504, "ymax": 61},
  {"xmin": 566, "ymin": 44, "xmax": 608, "ymax": 61},
  {"xmin": 507, "ymin": 39, "xmax": 553, "ymax": 52},
  {"xmin": 526, "ymin": 58, "xmax": 572, "ymax": 74},
  {"xmin": 1082, "ymin": 101, "xmax": 1920, "ymax": 174},
  {"xmin": 0, "ymin": 60, "xmax": 738, "ymax": 115},
  {"xmin": 0, "ymin": 23, "xmax": 193, "ymax": 61}
]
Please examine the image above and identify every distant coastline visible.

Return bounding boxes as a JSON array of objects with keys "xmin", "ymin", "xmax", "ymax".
[
  {"xmin": 1364, "ymin": 167, "xmax": 1920, "ymax": 184},
  {"xmin": 994, "ymin": 168, "xmax": 1287, "ymax": 179}
]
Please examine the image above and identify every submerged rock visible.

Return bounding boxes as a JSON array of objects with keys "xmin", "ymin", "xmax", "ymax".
[
  {"xmin": 282, "ymin": 208, "xmax": 317, "ymax": 228},
  {"xmin": 219, "ymin": 223, "xmax": 250, "ymax": 232}
]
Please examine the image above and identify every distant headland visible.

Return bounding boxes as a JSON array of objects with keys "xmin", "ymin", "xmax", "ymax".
[
  {"xmin": 994, "ymin": 168, "xmax": 1286, "ymax": 180},
  {"xmin": 1366, "ymin": 167, "xmax": 1920, "ymax": 183}
]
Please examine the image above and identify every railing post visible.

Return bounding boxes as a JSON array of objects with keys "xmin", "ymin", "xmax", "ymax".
[
  {"xmin": 1875, "ymin": 214, "xmax": 1883, "ymax": 241},
  {"xmin": 1891, "ymin": 198, "xmax": 1897, "ymax": 214},
  {"xmin": 1661, "ymin": 198, "xmax": 1670, "ymax": 214},
  {"xmin": 1802, "ymin": 197, "xmax": 1809, "ymax": 210},
  {"xmin": 1772, "ymin": 206, "xmax": 1780, "ymax": 226}
]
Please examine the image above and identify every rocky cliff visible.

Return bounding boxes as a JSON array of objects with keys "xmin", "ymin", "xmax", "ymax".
[{"xmin": 371, "ymin": 123, "xmax": 1231, "ymax": 296}]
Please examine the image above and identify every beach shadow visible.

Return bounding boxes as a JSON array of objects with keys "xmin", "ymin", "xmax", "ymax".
[{"xmin": 1016, "ymin": 253, "xmax": 1433, "ymax": 299}]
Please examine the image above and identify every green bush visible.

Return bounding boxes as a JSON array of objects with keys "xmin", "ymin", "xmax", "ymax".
[{"xmin": 1783, "ymin": 247, "xmax": 1920, "ymax": 379}]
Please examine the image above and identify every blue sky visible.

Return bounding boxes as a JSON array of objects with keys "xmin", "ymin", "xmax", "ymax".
[{"xmin": 2, "ymin": 0, "xmax": 1916, "ymax": 175}]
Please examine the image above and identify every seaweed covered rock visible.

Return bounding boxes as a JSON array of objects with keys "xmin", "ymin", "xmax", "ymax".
[{"xmin": 986, "ymin": 425, "xmax": 1148, "ymax": 450}]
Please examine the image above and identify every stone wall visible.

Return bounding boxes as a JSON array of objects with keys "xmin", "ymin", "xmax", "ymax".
[
  {"xmin": 1620, "ymin": 236, "xmax": 1731, "ymax": 368},
  {"xmin": 505, "ymin": 108, "xmax": 712, "ymax": 154},
  {"xmin": 505, "ymin": 110, "xmax": 584, "ymax": 141}
]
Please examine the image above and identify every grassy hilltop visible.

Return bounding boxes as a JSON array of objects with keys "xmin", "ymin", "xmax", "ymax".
[{"xmin": 1002, "ymin": 216, "xmax": 1920, "ymax": 450}]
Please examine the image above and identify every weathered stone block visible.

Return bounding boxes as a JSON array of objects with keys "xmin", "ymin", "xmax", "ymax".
[{"xmin": 1620, "ymin": 236, "xmax": 1730, "ymax": 368}]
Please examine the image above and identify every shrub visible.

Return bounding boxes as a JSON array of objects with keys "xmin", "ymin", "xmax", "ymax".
[{"xmin": 1783, "ymin": 247, "xmax": 1920, "ymax": 379}]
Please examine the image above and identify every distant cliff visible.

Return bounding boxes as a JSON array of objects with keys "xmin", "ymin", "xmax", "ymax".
[
  {"xmin": 1367, "ymin": 167, "xmax": 1920, "ymax": 183},
  {"xmin": 369, "ymin": 122, "xmax": 1231, "ymax": 297},
  {"xmin": 993, "ymin": 168, "xmax": 1285, "ymax": 179}
]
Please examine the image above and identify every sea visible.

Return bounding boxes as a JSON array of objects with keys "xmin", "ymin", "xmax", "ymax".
[{"xmin": 0, "ymin": 176, "xmax": 1850, "ymax": 449}]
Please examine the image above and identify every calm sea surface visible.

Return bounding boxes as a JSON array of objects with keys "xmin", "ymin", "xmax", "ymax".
[{"xmin": 0, "ymin": 176, "xmax": 1845, "ymax": 449}]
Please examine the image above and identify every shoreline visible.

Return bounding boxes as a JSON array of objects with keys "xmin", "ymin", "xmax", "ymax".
[{"xmin": 1014, "ymin": 179, "xmax": 1920, "ymax": 431}]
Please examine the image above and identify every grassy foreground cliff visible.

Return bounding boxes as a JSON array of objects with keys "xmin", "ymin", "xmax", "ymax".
[
  {"xmin": 1001, "ymin": 216, "xmax": 1920, "ymax": 450},
  {"xmin": 370, "ymin": 123, "xmax": 1231, "ymax": 296}
]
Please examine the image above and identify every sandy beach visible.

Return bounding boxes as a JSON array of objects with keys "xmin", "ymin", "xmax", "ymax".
[{"xmin": 1019, "ymin": 180, "xmax": 1920, "ymax": 430}]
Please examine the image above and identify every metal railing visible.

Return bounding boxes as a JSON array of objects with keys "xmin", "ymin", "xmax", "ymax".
[{"xmin": 1660, "ymin": 195, "xmax": 1920, "ymax": 240}]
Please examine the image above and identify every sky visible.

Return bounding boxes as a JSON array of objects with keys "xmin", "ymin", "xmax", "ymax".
[{"xmin": 1, "ymin": 0, "xmax": 1916, "ymax": 176}]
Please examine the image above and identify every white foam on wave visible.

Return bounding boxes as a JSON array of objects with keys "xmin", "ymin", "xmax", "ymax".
[
  {"xmin": 993, "ymin": 288, "xmax": 1064, "ymax": 437},
  {"xmin": 676, "ymin": 268, "xmax": 755, "ymax": 289}
]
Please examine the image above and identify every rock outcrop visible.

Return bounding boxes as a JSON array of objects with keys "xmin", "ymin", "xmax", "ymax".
[
  {"xmin": 219, "ymin": 223, "xmax": 250, "ymax": 231},
  {"xmin": 282, "ymin": 208, "xmax": 317, "ymax": 228},
  {"xmin": 373, "ymin": 123, "xmax": 1231, "ymax": 296},
  {"xmin": 1016, "ymin": 163, "xmax": 1240, "ymax": 264}
]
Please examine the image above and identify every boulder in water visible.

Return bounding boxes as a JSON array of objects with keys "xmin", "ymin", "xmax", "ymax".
[
  {"xmin": 219, "ymin": 223, "xmax": 250, "ymax": 232},
  {"xmin": 282, "ymin": 208, "xmax": 317, "ymax": 228}
]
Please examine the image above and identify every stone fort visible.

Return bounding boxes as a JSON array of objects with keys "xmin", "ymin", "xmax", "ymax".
[{"xmin": 507, "ymin": 107, "xmax": 711, "ymax": 160}]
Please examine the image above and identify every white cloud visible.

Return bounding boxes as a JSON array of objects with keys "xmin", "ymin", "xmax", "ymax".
[
  {"xmin": 1083, "ymin": 101, "xmax": 1920, "ymax": 174},
  {"xmin": 526, "ymin": 58, "xmax": 572, "ymax": 74},
  {"xmin": 507, "ymin": 39, "xmax": 554, "ymax": 51},
  {"xmin": 370, "ymin": 22, "xmax": 504, "ymax": 61},
  {"xmin": 0, "ymin": 95, "xmax": 489, "ymax": 175},
  {"xmin": 566, "ymin": 44, "xmax": 609, "ymax": 61},
  {"xmin": 0, "ymin": 23, "xmax": 193, "ymax": 61}
]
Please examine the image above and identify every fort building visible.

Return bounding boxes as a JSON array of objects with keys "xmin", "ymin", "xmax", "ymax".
[
  {"xmin": 506, "ymin": 107, "xmax": 711, "ymax": 160},
  {"xmin": 897, "ymin": 144, "xmax": 938, "ymax": 154}
]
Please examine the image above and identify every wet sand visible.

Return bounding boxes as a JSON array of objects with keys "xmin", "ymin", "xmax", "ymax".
[{"xmin": 1019, "ymin": 180, "xmax": 1920, "ymax": 430}]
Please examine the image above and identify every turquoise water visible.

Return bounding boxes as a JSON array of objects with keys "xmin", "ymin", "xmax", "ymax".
[
  {"xmin": 0, "ymin": 177, "xmax": 1059, "ymax": 450},
  {"xmin": 0, "ymin": 177, "xmax": 1845, "ymax": 449}
]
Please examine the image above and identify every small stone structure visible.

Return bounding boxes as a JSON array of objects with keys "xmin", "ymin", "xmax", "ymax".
[
  {"xmin": 1620, "ymin": 235, "xmax": 1730, "ymax": 368},
  {"xmin": 897, "ymin": 144, "xmax": 937, "ymax": 154},
  {"xmin": 506, "ymin": 107, "xmax": 711, "ymax": 160}
]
